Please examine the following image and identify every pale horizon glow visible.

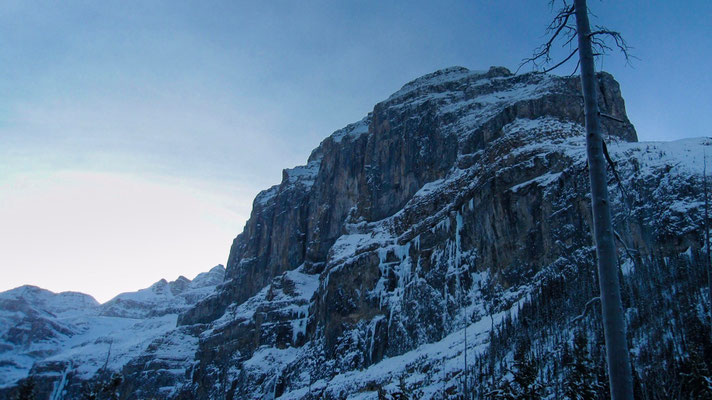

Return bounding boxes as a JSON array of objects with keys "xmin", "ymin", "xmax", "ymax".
[
  {"xmin": 1, "ymin": 0, "xmax": 710, "ymax": 301},
  {"xmin": 0, "ymin": 170, "xmax": 253, "ymax": 303}
]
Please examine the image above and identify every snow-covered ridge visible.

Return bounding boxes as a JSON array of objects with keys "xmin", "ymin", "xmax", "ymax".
[
  {"xmin": 283, "ymin": 158, "xmax": 322, "ymax": 189},
  {"xmin": 253, "ymin": 160, "xmax": 322, "ymax": 208},
  {"xmin": 254, "ymin": 185, "xmax": 279, "ymax": 207},
  {"xmin": 101, "ymin": 265, "xmax": 225, "ymax": 318},
  {"xmin": 0, "ymin": 265, "xmax": 225, "ymax": 388},
  {"xmin": 388, "ymin": 66, "xmax": 487, "ymax": 101},
  {"xmin": 329, "ymin": 115, "xmax": 371, "ymax": 144},
  {"xmin": 609, "ymin": 137, "xmax": 712, "ymax": 177},
  {"xmin": 274, "ymin": 114, "xmax": 372, "ymax": 197},
  {"xmin": 0, "ymin": 286, "xmax": 99, "ymax": 316}
]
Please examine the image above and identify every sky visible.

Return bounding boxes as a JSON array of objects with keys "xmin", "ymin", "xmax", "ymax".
[{"xmin": 1, "ymin": 1, "xmax": 710, "ymax": 302}]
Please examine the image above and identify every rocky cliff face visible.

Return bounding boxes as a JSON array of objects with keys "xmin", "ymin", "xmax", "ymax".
[
  {"xmin": 179, "ymin": 66, "xmax": 634, "ymax": 328},
  {"xmin": 4, "ymin": 67, "xmax": 711, "ymax": 399}
]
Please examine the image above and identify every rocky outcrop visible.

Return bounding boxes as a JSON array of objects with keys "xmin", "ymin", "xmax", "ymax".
[
  {"xmin": 179, "ymin": 66, "xmax": 635, "ymax": 328},
  {"xmin": 168, "ymin": 67, "xmax": 705, "ymax": 399}
]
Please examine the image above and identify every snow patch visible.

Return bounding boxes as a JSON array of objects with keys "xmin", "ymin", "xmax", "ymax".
[{"xmin": 330, "ymin": 116, "xmax": 371, "ymax": 144}]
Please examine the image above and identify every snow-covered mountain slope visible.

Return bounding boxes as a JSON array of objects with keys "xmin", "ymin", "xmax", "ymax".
[
  {"xmin": 3, "ymin": 66, "xmax": 711, "ymax": 399},
  {"xmin": 101, "ymin": 265, "xmax": 225, "ymax": 318},
  {"xmin": 0, "ymin": 265, "xmax": 224, "ymax": 393}
]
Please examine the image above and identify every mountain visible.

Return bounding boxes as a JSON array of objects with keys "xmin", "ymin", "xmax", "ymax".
[
  {"xmin": 101, "ymin": 265, "xmax": 225, "ymax": 319},
  {"xmin": 3, "ymin": 66, "xmax": 710, "ymax": 399},
  {"xmin": 0, "ymin": 266, "xmax": 225, "ymax": 396}
]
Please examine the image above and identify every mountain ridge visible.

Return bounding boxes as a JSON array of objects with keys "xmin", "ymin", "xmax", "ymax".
[
  {"xmin": 0, "ymin": 265, "xmax": 225, "ymax": 390},
  {"xmin": 3, "ymin": 66, "xmax": 710, "ymax": 399}
]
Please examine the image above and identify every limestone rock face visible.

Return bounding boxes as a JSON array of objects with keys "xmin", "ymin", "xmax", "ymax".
[
  {"xmin": 4, "ymin": 67, "xmax": 710, "ymax": 399},
  {"xmin": 179, "ymin": 66, "xmax": 635, "ymax": 329},
  {"xmin": 165, "ymin": 68, "xmax": 702, "ymax": 399}
]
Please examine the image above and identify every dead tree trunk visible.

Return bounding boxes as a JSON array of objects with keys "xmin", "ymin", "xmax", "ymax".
[
  {"xmin": 705, "ymin": 152, "xmax": 712, "ymax": 338},
  {"xmin": 573, "ymin": 0, "xmax": 633, "ymax": 398}
]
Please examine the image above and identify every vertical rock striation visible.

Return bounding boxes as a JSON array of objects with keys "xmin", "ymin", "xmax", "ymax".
[{"xmin": 178, "ymin": 66, "xmax": 635, "ymax": 329}]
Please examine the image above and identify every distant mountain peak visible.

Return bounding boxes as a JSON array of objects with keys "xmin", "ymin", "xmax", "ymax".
[{"xmin": 0, "ymin": 264, "xmax": 223, "ymax": 389}]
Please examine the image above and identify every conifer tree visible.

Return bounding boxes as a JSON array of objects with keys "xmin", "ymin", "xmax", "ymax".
[
  {"xmin": 14, "ymin": 377, "xmax": 35, "ymax": 400},
  {"xmin": 564, "ymin": 330, "xmax": 599, "ymax": 400},
  {"xmin": 511, "ymin": 343, "xmax": 541, "ymax": 400},
  {"xmin": 679, "ymin": 347, "xmax": 712, "ymax": 399},
  {"xmin": 490, "ymin": 339, "xmax": 542, "ymax": 400}
]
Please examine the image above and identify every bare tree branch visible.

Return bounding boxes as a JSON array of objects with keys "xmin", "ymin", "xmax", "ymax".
[
  {"xmin": 516, "ymin": 3, "xmax": 576, "ymax": 73},
  {"xmin": 599, "ymin": 112, "xmax": 626, "ymax": 123},
  {"xmin": 590, "ymin": 26, "xmax": 634, "ymax": 64},
  {"xmin": 518, "ymin": 2, "xmax": 635, "ymax": 74},
  {"xmin": 568, "ymin": 59, "xmax": 581, "ymax": 77},
  {"xmin": 543, "ymin": 47, "xmax": 579, "ymax": 73},
  {"xmin": 614, "ymin": 230, "xmax": 638, "ymax": 262},
  {"xmin": 571, "ymin": 296, "xmax": 601, "ymax": 324},
  {"xmin": 601, "ymin": 138, "xmax": 635, "ymax": 212}
]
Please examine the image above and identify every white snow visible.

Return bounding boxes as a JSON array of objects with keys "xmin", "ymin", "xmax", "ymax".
[
  {"xmin": 204, "ymin": 265, "xmax": 320, "ymax": 341},
  {"xmin": 0, "ymin": 266, "xmax": 224, "ymax": 388},
  {"xmin": 608, "ymin": 137, "xmax": 711, "ymax": 178},
  {"xmin": 388, "ymin": 73, "xmax": 559, "ymax": 142},
  {"xmin": 284, "ymin": 159, "xmax": 321, "ymax": 188},
  {"xmin": 254, "ymin": 185, "xmax": 279, "ymax": 207},
  {"xmin": 279, "ymin": 292, "xmax": 528, "ymax": 399},
  {"xmin": 509, "ymin": 172, "xmax": 562, "ymax": 193},
  {"xmin": 388, "ymin": 67, "xmax": 485, "ymax": 101},
  {"xmin": 330, "ymin": 116, "xmax": 371, "ymax": 143}
]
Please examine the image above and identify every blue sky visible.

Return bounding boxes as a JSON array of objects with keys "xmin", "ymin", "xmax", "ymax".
[{"xmin": 1, "ymin": 1, "xmax": 710, "ymax": 301}]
